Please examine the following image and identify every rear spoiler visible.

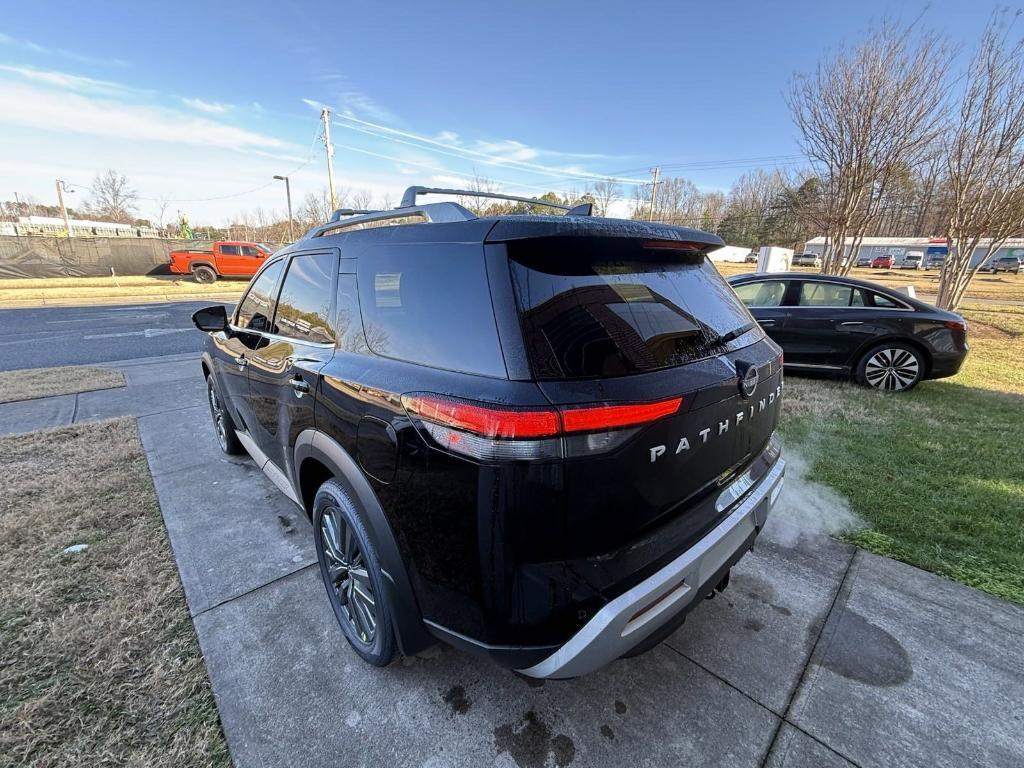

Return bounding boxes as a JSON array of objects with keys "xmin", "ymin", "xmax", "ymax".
[{"xmin": 484, "ymin": 217, "xmax": 725, "ymax": 251}]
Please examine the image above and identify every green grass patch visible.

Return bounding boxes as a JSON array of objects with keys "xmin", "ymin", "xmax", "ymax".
[{"xmin": 780, "ymin": 304, "xmax": 1024, "ymax": 604}]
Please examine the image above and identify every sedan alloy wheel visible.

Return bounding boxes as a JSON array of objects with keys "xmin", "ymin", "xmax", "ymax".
[{"xmin": 863, "ymin": 347, "xmax": 920, "ymax": 391}]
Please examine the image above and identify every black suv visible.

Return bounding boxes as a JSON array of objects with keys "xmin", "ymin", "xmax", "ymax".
[{"xmin": 192, "ymin": 186, "xmax": 786, "ymax": 679}]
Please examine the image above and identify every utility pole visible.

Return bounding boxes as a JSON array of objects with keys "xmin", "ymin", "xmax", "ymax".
[
  {"xmin": 648, "ymin": 167, "xmax": 661, "ymax": 222},
  {"xmin": 273, "ymin": 175, "xmax": 294, "ymax": 241},
  {"xmin": 321, "ymin": 108, "xmax": 338, "ymax": 210},
  {"xmin": 55, "ymin": 178, "xmax": 73, "ymax": 237}
]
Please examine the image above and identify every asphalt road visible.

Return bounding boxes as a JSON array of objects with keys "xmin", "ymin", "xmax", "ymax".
[{"xmin": 0, "ymin": 300, "xmax": 231, "ymax": 371}]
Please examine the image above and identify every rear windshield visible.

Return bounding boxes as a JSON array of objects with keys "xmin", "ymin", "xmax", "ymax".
[{"xmin": 508, "ymin": 237, "xmax": 755, "ymax": 379}]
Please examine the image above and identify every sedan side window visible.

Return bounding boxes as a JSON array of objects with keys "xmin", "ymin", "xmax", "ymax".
[
  {"xmin": 871, "ymin": 292, "xmax": 905, "ymax": 309},
  {"xmin": 235, "ymin": 259, "xmax": 285, "ymax": 332},
  {"xmin": 798, "ymin": 282, "xmax": 856, "ymax": 307},
  {"xmin": 733, "ymin": 281, "xmax": 787, "ymax": 308}
]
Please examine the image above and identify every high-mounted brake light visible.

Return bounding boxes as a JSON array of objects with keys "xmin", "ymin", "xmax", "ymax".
[
  {"xmin": 641, "ymin": 239, "xmax": 709, "ymax": 252},
  {"xmin": 401, "ymin": 393, "xmax": 683, "ymax": 461}
]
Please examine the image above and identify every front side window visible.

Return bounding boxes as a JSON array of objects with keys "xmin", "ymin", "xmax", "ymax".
[
  {"xmin": 236, "ymin": 259, "xmax": 285, "ymax": 332},
  {"xmin": 241, "ymin": 245, "xmax": 261, "ymax": 257},
  {"xmin": 273, "ymin": 253, "xmax": 337, "ymax": 344},
  {"xmin": 733, "ymin": 280, "xmax": 787, "ymax": 308},
  {"xmin": 798, "ymin": 282, "xmax": 858, "ymax": 307},
  {"xmin": 357, "ymin": 244, "xmax": 506, "ymax": 377}
]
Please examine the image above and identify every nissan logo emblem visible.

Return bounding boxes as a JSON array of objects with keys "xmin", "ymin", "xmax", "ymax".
[{"xmin": 740, "ymin": 366, "xmax": 759, "ymax": 398}]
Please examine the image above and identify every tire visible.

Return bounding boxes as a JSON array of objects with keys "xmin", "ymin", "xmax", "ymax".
[
  {"xmin": 206, "ymin": 375, "xmax": 244, "ymax": 454},
  {"xmin": 313, "ymin": 479, "xmax": 397, "ymax": 667},
  {"xmin": 856, "ymin": 342, "xmax": 924, "ymax": 392},
  {"xmin": 192, "ymin": 265, "xmax": 217, "ymax": 283}
]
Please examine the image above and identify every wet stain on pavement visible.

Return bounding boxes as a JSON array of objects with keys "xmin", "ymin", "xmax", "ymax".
[
  {"xmin": 820, "ymin": 610, "xmax": 912, "ymax": 686},
  {"xmin": 614, "ymin": 700, "xmax": 627, "ymax": 714},
  {"xmin": 737, "ymin": 574, "xmax": 793, "ymax": 617},
  {"xmin": 743, "ymin": 618, "xmax": 764, "ymax": 632},
  {"xmin": 600, "ymin": 724, "xmax": 615, "ymax": 741},
  {"xmin": 442, "ymin": 684, "xmax": 471, "ymax": 714},
  {"xmin": 277, "ymin": 514, "xmax": 295, "ymax": 534},
  {"xmin": 514, "ymin": 672, "xmax": 545, "ymax": 688},
  {"xmin": 494, "ymin": 711, "xmax": 576, "ymax": 767}
]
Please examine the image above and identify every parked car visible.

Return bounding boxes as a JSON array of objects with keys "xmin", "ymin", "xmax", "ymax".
[
  {"xmin": 744, "ymin": 251, "xmax": 758, "ymax": 263},
  {"xmin": 925, "ymin": 254, "xmax": 946, "ymax": 270},
  {"xmin": 987, "ymin": 255, "xmax": 1021, "ymax": 274},
  {"xmin": 192, "ymin": 186, "xmax": 786, "ymax": 678},
  {"xmin": 792, "ymin": 253, "xmax": 822, "ymax": 267},
  {"xmin": 870, "ymin": 254, "xmax": 895, "ymax": 269},
  {"xmin": 728, "ymin": 272, "xmax": 968, "ymax": 391},
  {"xmin": 855, "ymin": 254, "xmax": 873, "ymax": 267},
  {"xmin": 900, "ymin": 251, "xmax": 924, "ymax": 270},
  {"xmin": 169, "ymin": 240, "xmax": 273, "ymax": 283}
]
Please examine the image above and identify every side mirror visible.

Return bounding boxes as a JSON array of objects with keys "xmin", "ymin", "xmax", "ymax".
[{"xmin": 192, "ymin": 304, "xmax": 229, "ymax": 333}]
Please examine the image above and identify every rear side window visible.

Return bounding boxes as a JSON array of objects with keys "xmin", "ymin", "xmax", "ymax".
[
  {"xmin": 871, "ymin": 292, "xmax": 905, "ymax": 309},
  {"xmin": 220, "ymin": 245, "xmax": 241, "ymax": 256},
  {"xmin": 357, "ymin": 245, "xmax": 506, "ymax": 377},
  {"xmin": 508, "ymin": 237, "xmax": 754, "ymax": 379},
  {"xmin": 236, "ymin": 259, "xmax": 284, "ymax": 332},
  {"xmin": 274, "ymin": 252, "xmax": 337, "ymax": 344},
  {"xmin": 797, "ymin": 282, "xmax": 858, "ymax": 307}
]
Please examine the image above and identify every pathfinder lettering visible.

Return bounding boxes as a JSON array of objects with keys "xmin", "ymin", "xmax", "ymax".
[{"xmin": 649, "ymin": 384, "xmax": 783, "ymax": 463}]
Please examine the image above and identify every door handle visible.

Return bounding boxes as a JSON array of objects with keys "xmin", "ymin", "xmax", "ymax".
[
  {"xmin": 290, "ymin": 377, "xmax": 311, "ymax": 397},
  {"xmin": 233, "ymin": 355, "xmax": 248, "ymax": 369},
  {"xmin": 840, "ymin": 321, "xmax": 864, "ymax": 326},
  {"xmin": 758, "ymin": 319, "xmax": 776, "ymax": 326}
]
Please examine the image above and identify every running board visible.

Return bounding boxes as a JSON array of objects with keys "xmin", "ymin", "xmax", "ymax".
[{"xmin": 235, "ymin": 430, "xmax": 303, "ymax": 507}]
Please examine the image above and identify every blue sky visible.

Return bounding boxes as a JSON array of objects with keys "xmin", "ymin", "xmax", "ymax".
[{"xmin": 0, "ymin": 1, "xmax": 998, "ymax": 224}]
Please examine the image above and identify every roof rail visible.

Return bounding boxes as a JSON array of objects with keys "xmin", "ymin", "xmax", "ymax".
[{"xmin": 400, "ymin": 186, "xmax": 592, "ymax": 216}]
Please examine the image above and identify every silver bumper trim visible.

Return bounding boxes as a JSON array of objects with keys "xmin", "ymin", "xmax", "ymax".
[{"xmin": 517, "ymin": 457, "xmax": 786, "ymax": 679}]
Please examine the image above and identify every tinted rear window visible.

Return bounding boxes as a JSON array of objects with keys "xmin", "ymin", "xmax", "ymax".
[
  {"xmin": 508, "ymin": 237, "xmax": 754, "ymax": 379},
  {"xmin": 357, "ymin": 244, "xmax": 506, "ymax": 377}
]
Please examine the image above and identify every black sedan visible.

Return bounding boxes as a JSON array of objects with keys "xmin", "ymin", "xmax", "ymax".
[{"xmin": 728, "ymin": 273, "xmax": 969, "ymax": 391}]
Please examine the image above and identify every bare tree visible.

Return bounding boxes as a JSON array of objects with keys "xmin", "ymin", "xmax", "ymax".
[
  {"xmin": 590, "ymin": 179, "xmax": 621, "ymax": 217},
  {"xmin": 89, "ymin": 169, "xmax": 138, "ymax": 223},
  {"xmin": 788, "ymin": 22, "xmax": 950, "ymax": 274},
  {"xmin": 937, "ymin": 15, "xmax": 1024, "ymax": 310}
]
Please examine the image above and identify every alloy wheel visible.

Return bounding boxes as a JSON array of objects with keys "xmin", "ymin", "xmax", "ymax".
[
  {"xmin": 319, "ymin": 506, "xmax": 377, "ymax": 645},
  {"xmin": 207, "ymin": 381, "xmax": 228, "ymax": 450},
  {"xmin": 864, "ymin": 348, "xmax": 920, "ymax": 391}
]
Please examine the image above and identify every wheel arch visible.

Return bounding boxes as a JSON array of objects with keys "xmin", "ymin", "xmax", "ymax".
[
  {"xmin": 190, "ymin": 260, "xmax": 219, "ymax": 275},
  {"xmin": 851, "ymin": 334, "xmax": 933, "ymax": 378},
  {"xmin": 293, "ymin": 428, "xmax": 433, "ymax": 656}
]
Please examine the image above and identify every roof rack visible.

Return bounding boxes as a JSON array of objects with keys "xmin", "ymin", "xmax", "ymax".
[
  {"xmin": 307, "ymin": 184, "xmax": 595, "ymax": 239},
  {"xmin": 399, "ymin": 186, "xmax": 593, "ymax": 216},
  {"xmin": 328, "ymin": 208, "xmax": 377, "ymax": 222}
]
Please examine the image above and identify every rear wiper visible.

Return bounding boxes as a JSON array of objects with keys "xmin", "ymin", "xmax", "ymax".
[{"xmin": 710, "ymin": 322, "xmax": 757, "ymax": 346}]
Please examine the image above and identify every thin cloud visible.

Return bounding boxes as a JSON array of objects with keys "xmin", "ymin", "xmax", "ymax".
[
  {"xmin": 0, "ymin": 31, "xmax": 128, "ymax": 67},
  {"xmin": 311, "ymin": 72, "xmax": 398, "ymax": 124},
  {"xmin": 0, "ymin": 80, "xmax": 292, "ymax": 152},
  {"xmin": 0, "ymin": 64, "xmax": 147, "ymax": 97},
  {"xmin": 182, "ymin": 97, "xmax": 232, "ymax": 114}
]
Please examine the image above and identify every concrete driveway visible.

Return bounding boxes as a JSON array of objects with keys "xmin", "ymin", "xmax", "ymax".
[{"xmin": 5, "ymin": 352, "xmax": 1022, "ymax": 767}]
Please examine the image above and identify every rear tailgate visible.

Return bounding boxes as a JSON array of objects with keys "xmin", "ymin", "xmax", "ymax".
[{"xmin": 500, "ymin": 233, "xmax": 783, "ymax": 558}]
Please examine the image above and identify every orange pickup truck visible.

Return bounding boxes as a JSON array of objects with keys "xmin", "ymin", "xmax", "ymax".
[{"xmin": 168, "ymin": 241, "xmax": 273, "ymax": 283}]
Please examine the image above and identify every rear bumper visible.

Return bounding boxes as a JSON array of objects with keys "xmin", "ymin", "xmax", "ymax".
[{"xmin": 517, "ymin": 456, "xmax": 786, "ymax": 679}]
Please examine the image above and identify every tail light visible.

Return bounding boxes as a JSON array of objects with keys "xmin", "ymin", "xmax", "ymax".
[
  {"xmin": 401, "ymin": 393, "xmax": 682, "ymax": 462},
  {"xmin": 944, "ymin": 319, "xmax": 967, "ymax": 333}
]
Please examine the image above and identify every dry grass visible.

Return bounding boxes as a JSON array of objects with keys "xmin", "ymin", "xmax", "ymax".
[
  {"xmin": 0, "ymin": 275, "xmax": 245, "ymax": 305},
  {"xmin": 0, "ymin": 418, "xmax": 229, "ymax": 767},
  {"xmin": 713, "ymin": 261, "xmax": 1024, "ymax": 302},
  {"xmin": 0, "ymin": 366, "xmax": 125, "ymax": 404}
]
